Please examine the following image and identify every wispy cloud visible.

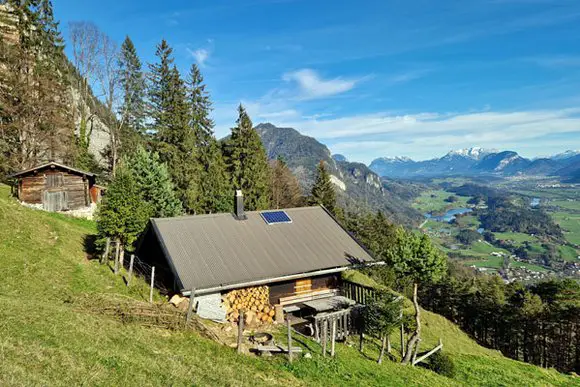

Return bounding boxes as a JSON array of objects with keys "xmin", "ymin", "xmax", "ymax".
[
  {"xmin": 528, "ymin": 56, "xmax": 580, "ymax": 68},
  {"xmin": 187, "ymin": 48, "xmax": 210, "ymax": 66},
  {"xmin": 282, "ymin": 69, "xmax": 360, "ymax": 100}
]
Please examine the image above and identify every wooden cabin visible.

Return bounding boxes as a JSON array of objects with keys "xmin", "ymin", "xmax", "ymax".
[
  {"xmin": 10, "ymin": 162, "xmax": 99, "ymax": 212},
  {"xmin": 137, "ymin": 191, "xmax": 376, "ymax": 322}
]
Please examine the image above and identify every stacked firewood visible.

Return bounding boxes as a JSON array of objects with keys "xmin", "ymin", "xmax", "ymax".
[{"xmin": 222, "ymin": 286, "xmax": 275, "ymax": 325}]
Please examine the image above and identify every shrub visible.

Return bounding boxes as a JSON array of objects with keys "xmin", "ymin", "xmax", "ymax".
[{"xmin": 425, "ymin": 351, "xmax": 456, "ymax": 378}]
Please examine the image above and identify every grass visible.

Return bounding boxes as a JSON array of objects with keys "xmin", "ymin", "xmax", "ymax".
[
  {"xmin": 0, "ymin": 184, "xmax": 577, "ymax": 386},
  {"xmin": 412, "ymin": 189, "xmax": 470, "ymax": 213},
  {"xmin": 550, "ymin": 200, "xmax": 580, "ymax": 211},
  {"xmin": 494, "ymin": 232, "xmax": 536, "ymax": 244},
  {"xmin": 551, "ymin": 211, "xmax": 580, "ymax": 245}
]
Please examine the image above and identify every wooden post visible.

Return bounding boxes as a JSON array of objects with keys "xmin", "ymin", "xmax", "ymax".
[
  {"xmin": 186, "ymin": 288, "xmax": 196, "ymax": 324},
  {"xmin": 287, "ymin": 317, "xmax": 293, "ymax": 363},
  {"xmin": 413, "ymin": 339, "xmax": 443, "ymax": 366},
  {"xmin": 237, "ymin": 309, "xmax": 245, "ymax": 354},
  {"xmin": 119, "ymin": 248, "xmax": 125, "ymax": 269},
  {"xmin": 149, "ymin": 266, "xmax": 155, "ymax": 303},
  {"xmin": 387, "ymin": 336, "xmax": 392, "ymax": 353},
  {"xmin": 359, "ymin": 331, "xmax": 364, "ymax": 352},
  {"xmin": 401, "ymin": 324, "xmax": 406, "ymax": 357},
  {"xmin": 114, "ymin": 240, "xmax": 120, "ymax": 274},
  {"xmin": 127, "ymin": 254, "xmax": 135, "ymax": 286},
  {"xmin": 330, "ymin": 318, "xmax": 337, "ymax": 357},
  {"xmin": 101, "ymin": 238, "xmax": 110, "ymax": 264},
  {"xmin": 322, "ymin": 320, "xmax": 328, "ymax": 357}
]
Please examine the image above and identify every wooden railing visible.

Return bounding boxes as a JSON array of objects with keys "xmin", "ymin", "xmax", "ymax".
[{"xmin": 340, "ymin": 280, "xmax": 378, "ymax": 305}]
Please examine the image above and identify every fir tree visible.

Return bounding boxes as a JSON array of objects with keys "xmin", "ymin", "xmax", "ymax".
[
  {"xmin": 148, "ymin": 41, "xmax": 198, "ymax": 211},
  {"xmin": 270, "ymin": 157, "xmax": 304, "ymax": 209},
  {"xmin": 127, "ymin": 146, "xmax": 182, "ymax": 217},
  {"xmin": 186, "ymin": 64, "xmax": 231, "ymax": 214},
  {"xmin": 225, "ymin": 105, "xmax": 271, "ymax": 211},
  {"xmin": 363, "ymin": 291, "xmax": 403, "ymax": 364},
  {"xmin": 96, "ymin": 164, "xmax": 151, "ymax": 252},
  {"xmin": 118, "ymin": 35, "xmax": 145, "ymax": 156},
  {"xmin": 310, "ymin": 160, "xmax": 337, "ymax": 213}
]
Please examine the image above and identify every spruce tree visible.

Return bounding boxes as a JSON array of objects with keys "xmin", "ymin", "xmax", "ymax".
[
  {"xmin": 186, "ymin": 64, "xmax": 231, "ymax": 214},
  {"xmin": 271, "ymin": 157, "xmax": 304, "ymax": 209},
  {"xmin": 118, "ymin": 35, "xmax": 145, "ymax": 156},
  {"xmin": 310, "ymin": 160, "xmax": 337, "ymax": 213},
  {"xmin": 127, "ymin": 146, "xmax": 182, "ymax": 217},
  {"xmin": 148, "ymin": 41, "xmax": 198, "ymax": 211},
  {"xmin": 225, "ymin": 105, "xmax": 271, "ymax": 211},
  {"xmin": 96, "ymin": 164, "xmax": 151, "ymax": 252}
]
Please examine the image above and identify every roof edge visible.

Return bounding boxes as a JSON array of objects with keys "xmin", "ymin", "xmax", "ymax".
[
  {"xmin": 8, "ymin": 161, "xmax": 96, "ymax": 178},
  {"xmin": 182, "ymin": 261, "xmax": 385, "ymax": 296}
]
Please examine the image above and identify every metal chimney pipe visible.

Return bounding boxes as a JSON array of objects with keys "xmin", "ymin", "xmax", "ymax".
[{"xmin": 234, "ymin": 190, "xmax": 247, "ymax": 220}]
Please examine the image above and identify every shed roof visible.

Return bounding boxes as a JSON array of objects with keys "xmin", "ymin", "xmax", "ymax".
[
  {"xmin": 147, "ymin": 206, "xmax": 375, "ymax": 292},
  {"xmin": 9, "ymin": 162, "xmax": 96, "ymax": 178}
]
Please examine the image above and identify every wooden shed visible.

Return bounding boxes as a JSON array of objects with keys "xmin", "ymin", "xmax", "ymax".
[{"xmin": 10, "ymin": 162, "xmax": 98, "ymax": 212}]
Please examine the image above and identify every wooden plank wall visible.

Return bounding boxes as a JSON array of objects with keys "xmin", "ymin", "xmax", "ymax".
[
  {"xmin": 19, "ymin": 169, "xmax": 89, "ymax": 210},
  {"xmin": 269, "ymin": 274, "xmax": 340, "ymax": 305}
]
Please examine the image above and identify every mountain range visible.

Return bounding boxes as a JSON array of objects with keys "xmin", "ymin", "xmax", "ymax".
[
  {"xmin": 369, "ymin": 147, "xmax": 580, "ymax": 181},
  {"xmin": 254, "ymin": 123, "xmax": 422, "ymax": 224}
]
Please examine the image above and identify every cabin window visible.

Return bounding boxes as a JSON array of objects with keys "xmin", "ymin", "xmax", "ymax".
[{"xmin": 46, "ymin": 173, "xmax": 64, "ymax": 188}]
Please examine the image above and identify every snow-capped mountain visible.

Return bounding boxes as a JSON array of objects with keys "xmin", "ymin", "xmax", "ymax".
[
  {"xmin": 444, "ymin": 147, "xmax": 497, "ymax": 161},
  {"xmin": 550, "ymin": 150, "xmax": 580, "ymax": 161}
]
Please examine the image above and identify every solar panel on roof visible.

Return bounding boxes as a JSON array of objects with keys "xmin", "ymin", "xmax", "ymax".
[{"xmin": 261, "ymin": 210, "xmax": 292, "ymax": 224}]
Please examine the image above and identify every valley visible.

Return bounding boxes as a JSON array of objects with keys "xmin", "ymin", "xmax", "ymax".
[{"xmin": 412, "ymin": 177, "xmax": 580, "ymax": 281}]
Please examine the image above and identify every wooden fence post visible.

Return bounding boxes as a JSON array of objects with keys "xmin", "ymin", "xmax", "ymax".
[
  {"xmin": 127, "ymin": 254, "xmax": 135, "ymax": 286},
  {"xmin": 149, "ymin": 266, "xmax": 155, "ymax": 303},
  {"xmin": 119, "ymin": 248, "xmax": 125, "ymax": 269},
  {"xmin": 101, "ymin": 238, "xmax": 110, "ymax": 264},
  {"xmin": 287, "ymin": 317, "xmax": 293, "ymax": 363},
  {"xmin": 114, "ymin": 240, "xmax": 120, "ymax": 274},
  {"xmin": 186, "ymin": 288, "xmax": 197, "ymax": 324},
  {"xmin": 401, "ymin": 324, "xmax": 406, "ymax": 357},
  {"xmin": 322, "ymin": 320, "xmax": 328, "ymax": 357},
  {"xmin": 359, "ymin": 331, "xmax": 364, "ymax": 352},
  {"xmin": 237, "ymin": 309, "xmax": 245, "ymax": 354},
  {"xmin": 331, "ymin": 318, "xmax": 337, "ymax": 357}
]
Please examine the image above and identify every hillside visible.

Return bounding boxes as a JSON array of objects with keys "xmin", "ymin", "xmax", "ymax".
[
  {"xmin": 255, "ymin": 123, "xmax": 422, "ymax": 225},
  {"xmin": 0, "ymin": 184, "xmax": 576, "ymax": 386}
]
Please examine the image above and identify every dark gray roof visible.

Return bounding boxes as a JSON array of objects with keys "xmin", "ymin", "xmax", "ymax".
[
  {"xmin": 149, "ymin": 206, "xmax": 374, "ymax": 291},
  {"xmin": 9, "ymin": 161, "xmax": 96, "ymax": 178}
]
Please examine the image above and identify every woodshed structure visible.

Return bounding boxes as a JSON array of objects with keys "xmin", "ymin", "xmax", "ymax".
[
  {"xmin": 9, "ymin": 162, "xmax": 99, "ymax": 212},
  {"xmin": 138, "ymin": 191, "xmax": 376, "ymax": 322}
]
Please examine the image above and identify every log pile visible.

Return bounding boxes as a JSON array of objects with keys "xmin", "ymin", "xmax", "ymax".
[{"xmin": 222, "ymin": 286, "xmax": 275, "ymax": 325}]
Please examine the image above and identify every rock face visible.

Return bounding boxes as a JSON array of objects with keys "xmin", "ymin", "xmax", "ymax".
[{"xmin": 254, "ymin": 123, "xmax": 421, "ymax": 225}]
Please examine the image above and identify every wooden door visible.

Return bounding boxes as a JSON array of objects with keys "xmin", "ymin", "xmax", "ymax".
[{"xmin": 43, "ymin": 191, "xmax": 68, "ymax": 211}]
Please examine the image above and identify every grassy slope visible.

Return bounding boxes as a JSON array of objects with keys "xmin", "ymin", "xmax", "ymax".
[{"xmin": 0, "ymin": 185, "xmax": 576, "ymax": 386}]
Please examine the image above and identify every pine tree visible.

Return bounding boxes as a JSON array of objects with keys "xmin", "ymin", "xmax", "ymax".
[
  {"xmin": 225, "ymin": 105, "xmax": 271, "ymax": 211},
  {"xmin": 148, "ymin": 41, "xmax": 198, "ymax": 211},
  {"xmin": 96, "ymin": 164, "xmax": 151, "ymax": 252},
  {"xmin": 270, "ymin": 157, "xmax": 304, "ymax": 209},
  {"xmin": 118, "ymin": 35, "xmax": 145, "ymax": 156},
  {"xmin": 127, "ymin": 146, "xmax": 182, "ymax": 217},
  {"xmin": 310, "ymin": 160, "xmax": 337, "ymax": 213},
  {"xmin": 0, "ymin": 0, "xmax": 73, "ymax": 171},
  {"xmin": 186, "ymin": 64, "xmax": 231, "ymax": 214}
]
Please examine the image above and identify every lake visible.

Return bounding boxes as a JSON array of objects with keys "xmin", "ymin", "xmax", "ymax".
[
  {"xmin": 424, "ymin": 207, "xmax": 473, "ymax": 223},
  {"xmin": 531, "ymin": 198, "xmax": 540, "ymax": 207}
]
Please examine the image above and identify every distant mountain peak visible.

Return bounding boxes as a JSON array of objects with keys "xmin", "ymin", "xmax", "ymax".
[
  {"xmin": 550, "ymin": 150, "xmax": 580, "ymax": 160},
  {"xmin": 445, "ymin": 147, "xmax": 497, "ymax": 160},
  {"xmin": 374, "ymin": 156, "xmax": 414, "ymax": 163}
]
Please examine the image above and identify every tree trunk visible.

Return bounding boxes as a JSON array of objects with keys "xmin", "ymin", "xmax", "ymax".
[
  {"xmin": 402, "ymin": 282, "xmax": 421, "ymax": 365},
  {"xmin": 378, "ymin": 335, "xmax": 387, "ymax": 364}
]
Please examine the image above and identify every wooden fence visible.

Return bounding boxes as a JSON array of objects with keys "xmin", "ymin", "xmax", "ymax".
[{"xmin": 340, "ymin": 280, "xmax": 378, "ymax": 305}]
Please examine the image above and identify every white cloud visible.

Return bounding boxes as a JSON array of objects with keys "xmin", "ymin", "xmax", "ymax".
[
  {"xmin": 187, "ymin": 48, "xmax": 210, "ymax": 67},
  {"xmin": 282, "ymin": 69, "xmax": 359, "ymax": 100}
]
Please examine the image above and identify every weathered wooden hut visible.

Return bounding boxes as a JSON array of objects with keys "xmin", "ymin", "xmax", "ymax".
[
  {"xmin": 9, "ymin": 162, "xmax": 99, "ymax": 211},
  {"xmin": 138, "ymin": 191, "xmax": 377, "ymax": 322}
]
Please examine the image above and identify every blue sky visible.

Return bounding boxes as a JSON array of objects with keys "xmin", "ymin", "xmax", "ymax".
[{"xmin": 54, "ymin": 0, "xmax": 580, "ymax": 163}]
